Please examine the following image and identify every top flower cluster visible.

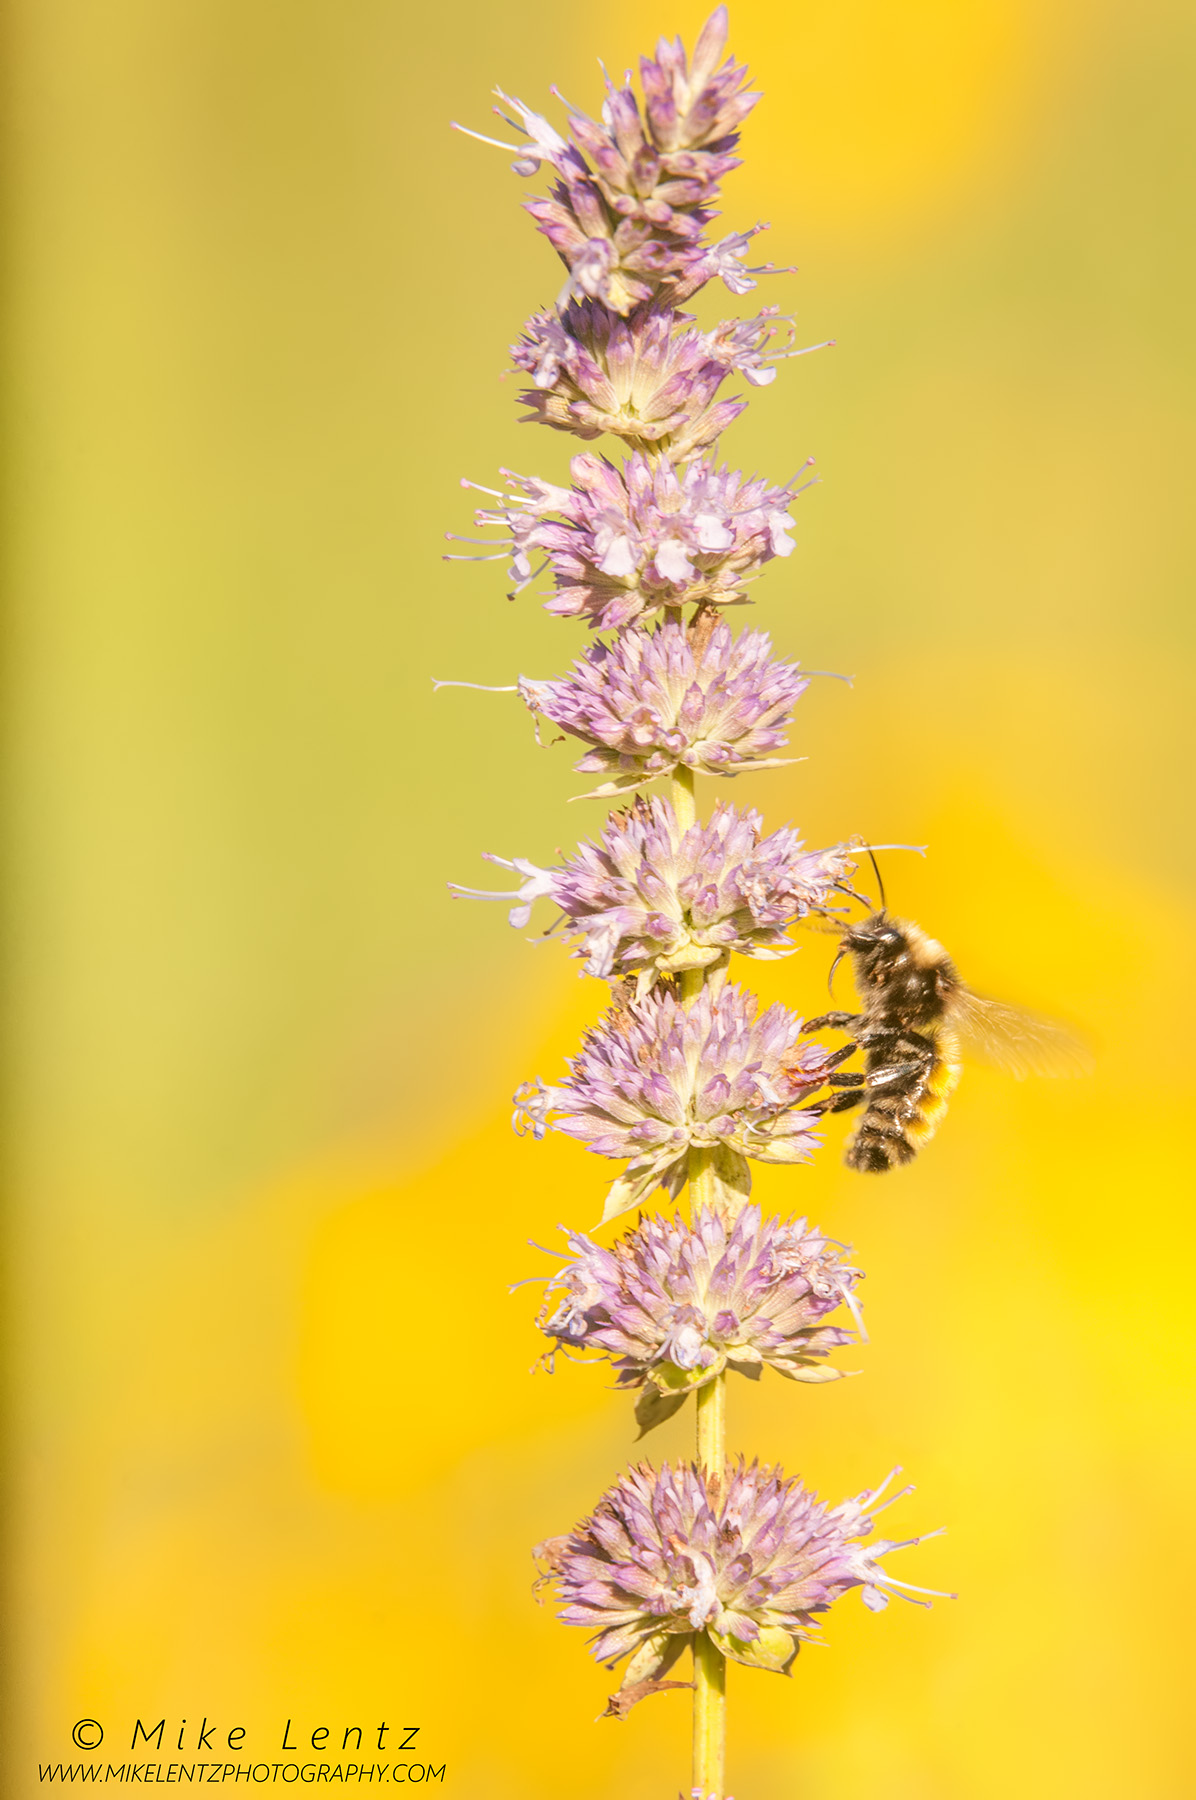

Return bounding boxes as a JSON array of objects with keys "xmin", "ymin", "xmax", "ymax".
[{"xmin": 456, "ymin": 7, "xmax": 772, "ymax": 317}]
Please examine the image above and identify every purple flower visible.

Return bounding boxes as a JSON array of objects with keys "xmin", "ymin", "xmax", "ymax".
[
  {"xmin": 452, "ymin": 796, "xmax": 857, "ymax": 988},
  {"xmin": 454, "ymin": 9, "xmax": 774, "ymax": 313},
  {"xmin": 569, "ymin": 8, "xmax": 757, "ymax": 221},
  {"xmin": 513, "ymin": 983, "xmax": 830, "ymax": 1222},
  {"xmin": 456, "ymin": 450, "xmax": 808, "ymax": 629},
  {"xmin": 445, "ymin": 470, "xmax": 574, "ymax": 591},
  {"xmin": 512, "ymin": 302, "xmax": 791, "ymax": 456},
  {"xmin": 522, "ymin": 181, "xmax": 683, "ymax": 316},
  {"xmin": 638, "ymin": 9, "xmax": 760, "ymax": 157},
  {"xmin": 463, "ymin": 452, "xmax": 805, "ymax": 629},
  {"xmin": 538, "ymin": 1205, "xmax": 863, "ymax": 1422},
  {"xmin": 519, "ymin": 618, "xmax": 809, "ymax": 796},
  {"xmin": 678, "ymin": 225, "xmax": 784, "ymax": 302},
  {"xmin": 534, "ymin": 1460, "xmax": 950, "ymax": 1706},
  {"xmin": 509, "ymin": 453, "xmax": 806, "ymax": 630}
]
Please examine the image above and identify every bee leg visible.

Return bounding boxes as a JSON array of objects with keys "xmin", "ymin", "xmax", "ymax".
[
  {"xmin": 857, "ymin": 1027, "xmax": 936, "ymax": 1056},
  {"xmin": 802, "ymin": 1011, "xmax": 862, "ymax": 1034},
  {"xmin": 854, "ymin": 1025, "xmax": 935, "ymax": 1049},
  {"xmin": 819, "ymin": 1087, "xmax": 870, "ymax": 1115},
  {"xmin": 864, "ymin": 1059, "xmax": 929, "ymax": 1091},
  {"xmin": 821, "ymin": 1043, "xmax": 861, "ymax": 1074}
]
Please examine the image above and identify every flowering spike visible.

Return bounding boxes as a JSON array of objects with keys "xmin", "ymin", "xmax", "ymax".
[{"xmin": 443, "ymin": 12, "xmax": 952, "ymax": 1791}]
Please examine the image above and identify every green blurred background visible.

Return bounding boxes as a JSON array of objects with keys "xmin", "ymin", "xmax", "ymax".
[{"xmin": 6, "ymin": 0, "xmax": 1195, "ymax": 1793}]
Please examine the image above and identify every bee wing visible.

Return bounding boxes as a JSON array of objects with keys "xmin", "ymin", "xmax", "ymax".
[{"xmin": 949, "ymin": 988, "xmax": 1093, "ymax": 1079}]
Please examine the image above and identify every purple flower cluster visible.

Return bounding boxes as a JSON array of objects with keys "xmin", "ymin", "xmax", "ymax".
[
  {"xmin": 513, "ymin": 983, "xmax": 831, "ymax": 1221},
  {"xmin": 539, "ymin": 1205, "xmax": 862, "ymax": 1406},
  {"xmin": 451, "ymin": 796, "xmax": 856, "ymax": 988},
  {"xmin": 457, "ymin": 9, "xmax": 770, "ymax": 315},
  {"xmin": 519, "ymin": 619, "xmax": 809, "ymax": 796},
  {"xmin": 466, "ymin": 453, "xmax": 807, "ymax": 629},
  {"xmin": 535, "ymin": 1461, "xmax": 948, "ymax": 1705},
  {"xmin": 512, "ymin": 303, "xmax": 793, "ymax": 458}
]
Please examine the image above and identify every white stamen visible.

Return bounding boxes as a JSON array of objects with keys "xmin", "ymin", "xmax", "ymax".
[
  {"xmin": 839, "ymin": 1278, "xmax": 869, "ymax": 1345},
  {"xmin": 772, "ymin": 339, "xmax": 837, "ymax": 360},
  {"xmin": 856, "ymin": 843, "xmax": 929, "ymax": 857},
  {"xmin": 548, "ymin": 83, "xmax": 587, "ymax": 118},
  {"xmin": 450, "ymin": 121, "xmax": 523, "ymax": 153},
  {"xmin": 447, "ymin": 884, "xmax": 526, "ymax": 901},
  {"xmin": 878, "ymin": 1572, "xmax": 956, "ymax": 1600},
  {"xmin": 859, "ymin": 1466, "xmax": 903, "ymax": 1509},
  {"xmin": 864, "ymin": 1482, "xmax": 916, "ymax": 1517},
  {"xmin": 430, "ymin": 679, "xmax": 518, "ymax": 693}
]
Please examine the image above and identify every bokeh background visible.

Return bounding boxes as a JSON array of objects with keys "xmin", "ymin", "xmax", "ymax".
[{"xmin": 6, "ymin": 0, "xmax": 1195, "ymax": 1793}]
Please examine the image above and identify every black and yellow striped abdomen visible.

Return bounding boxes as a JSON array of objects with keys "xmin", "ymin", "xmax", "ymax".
[{"xmin": 844, "ymin": 1027, "xmax": 962, "ymax": 1172}]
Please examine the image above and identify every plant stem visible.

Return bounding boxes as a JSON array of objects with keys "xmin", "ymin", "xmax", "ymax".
[
  {"xmin": 692, "ymin": 1632, "xmax": 727, "ymax": 1800},
  {"xmin": 694, "ymin": 1376, "xmax": 727, "ymax": 1799},
  {"xmin": 674, "ymin": 751, "xmax": 728, "ymax": 1798},
  {"xmin": 686, "ymin": 1140, "xmax": 717, "ymax": 1211},
  {"xmin": 674, "ymin": 762, "xmax": 719, "ymax": 1213},
  {"xmin": 671, "ymin": 761, "xmax": 696, "ymax": 830},
  {"xmin": 696, "ymin": 1365, "xmax": 725, "ymax": 1468}
]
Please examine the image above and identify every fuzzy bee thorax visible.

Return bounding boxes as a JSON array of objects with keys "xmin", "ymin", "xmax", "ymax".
[{"xmin": 844, "ymin": 914, "xmax": 959, "ymax": 1033}]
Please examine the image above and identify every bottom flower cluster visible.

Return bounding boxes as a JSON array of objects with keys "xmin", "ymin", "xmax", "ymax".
[{"xmin": 535, "ymin": 1460, "xmax": 950, "ymax": 1714}]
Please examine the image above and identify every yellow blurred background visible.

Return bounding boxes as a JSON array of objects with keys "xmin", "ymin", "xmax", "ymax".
[{"xmin": 6, "ymin": 0, "xmax": 1195, "ymax": 1793}]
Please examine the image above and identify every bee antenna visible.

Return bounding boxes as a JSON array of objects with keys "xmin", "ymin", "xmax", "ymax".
[
  {"xmin": 866, "ymin": 847, "xmax": 886, "ymax": 912},
  {"xmin": 832, "ymin": 880, "xmax": 871, "ymax": 911},
  {"xmin": 827, "ymin": 943, "xmax": 847, "ymax": 996}
]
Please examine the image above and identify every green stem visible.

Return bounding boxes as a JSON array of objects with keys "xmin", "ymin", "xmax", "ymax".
[
  {"xmin": 686, "ymin": 1139, "xmax": 717, "ymax": 1211},
  {"xmin": 674, "ymin": 764, "xmax": 718, "ymax": 1212},
  {"xmin": 692, "ymin": 1632, "xmax": 727, "ymax": 1800},
  {"xmin": 674, "ymin": 749, "xmax": 728, "ymax": 1799},
  {"xmin": 671, "ymin": 760, "xmax": 696, "ymax": 830},
  {"xmin": 694, "ymin": 1377, "xmax": 727, "ymax": 1798},
  {"xmin": 695, "ymin": 1367, "xmax": 725, "ymax": 1468}
]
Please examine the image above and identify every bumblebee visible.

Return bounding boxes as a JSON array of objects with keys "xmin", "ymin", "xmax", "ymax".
[{"xmin": 805, "ymin": 911, "xmax": 1089, "ymax": 1173}]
